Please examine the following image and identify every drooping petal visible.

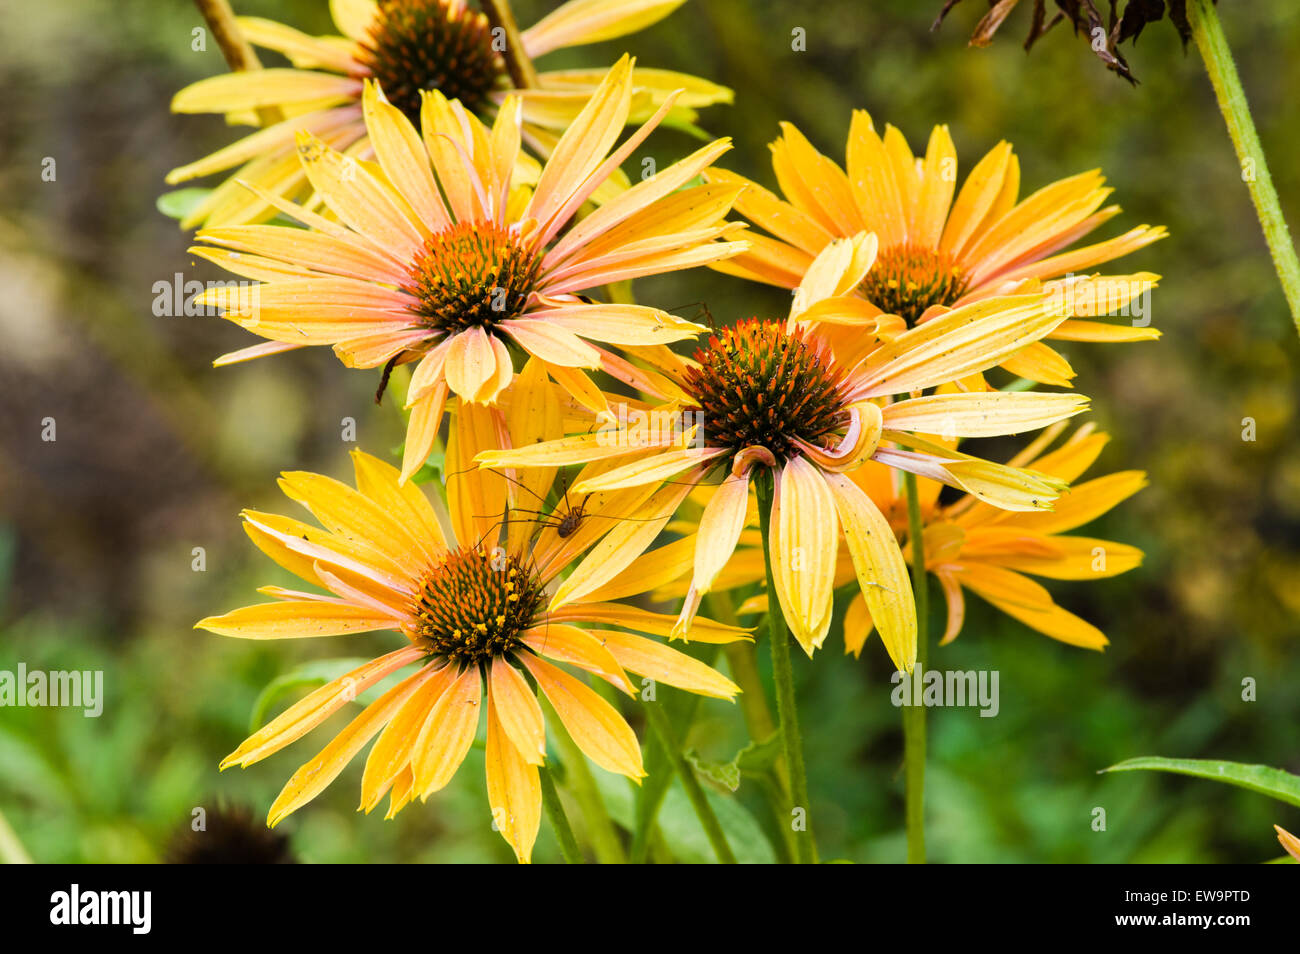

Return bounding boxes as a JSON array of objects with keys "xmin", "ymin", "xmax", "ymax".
[
  {"xmin": 823, "ymin": 471, "xmax": 916, "ymax": 672},
  {"xmin": 490, "ymin": 657, "xmax": 547, "ymax": 765},
  {"xmin": 484, "ymin": 686, "xmax": 541, "ymax": 863}
]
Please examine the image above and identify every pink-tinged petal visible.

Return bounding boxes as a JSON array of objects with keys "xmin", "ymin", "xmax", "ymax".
[{"xmin": 222, "ymin": 647, "xmax": 423, "ymax": 769}]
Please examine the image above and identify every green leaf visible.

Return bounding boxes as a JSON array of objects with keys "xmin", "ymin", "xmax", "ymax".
[
  {"xmin": 155, "ymin": 188, "xmax": 211, "ymax": 221},
  {"xmin": 1102, "ymin": 756, "xmax": 1300, "ymax": 808},
  {"xmin": 684, "ymin": 731, "xmax": 783, "ymax": 795},
  {"xmin": 248, "ymin": 657, "xmax": 380, "ymax": 732},
  {"xmin": 685, "ymin": 749, "xmax": 740, "ymax": 793},
  {"xmin": 592, "ymin": 769, "xmax": 775, "ymax": 864}
]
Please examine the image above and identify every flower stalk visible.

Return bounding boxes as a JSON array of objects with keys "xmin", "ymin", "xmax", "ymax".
[
  {"xmin": 643, "ymin": 699, "xmax": 737, "ymax": 864},
  {"xmin": 539, "ymin": 765, "xmax": 583, "ymax": 863},
  {"xmin": 755, "ymin": 470, "xmax": 817, "ymax": 864},
  {"xmin": 1189, "ymin": 0, "xmax": 1300, "ymax": 334},
  {"xmin": 902, "ymin": 471, "xmax": 930, "ymax": 863},
  {"xmin": 481, "ymin": 0, "xmax": 540, "ymax": 89}
]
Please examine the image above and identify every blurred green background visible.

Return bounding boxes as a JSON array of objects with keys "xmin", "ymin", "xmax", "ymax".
[{"xmin": 1, "ymin": 0, "xmax": 1298, "ymax": 863}]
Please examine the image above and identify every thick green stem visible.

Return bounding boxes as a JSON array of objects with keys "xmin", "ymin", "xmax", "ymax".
[
  {"xmin": 708, "ymin": 590, "xmax": 783, "ymax": 787},
  {"xmin": 754, "ymin": 471, "xmax": 817, "ymax": 864},
  {"xmin": 1189, "ymin": 0, "xmax": 1300, "ymax": 334},
  {"xmin": 539, "ymin": 765, "xmax": 583, "ymax": 863},
  {"xmin": 902, "ymin": 472, "xmax": 930, "ymax": 864},
  {"xmin": 643, "ymin": 700, "xmax": 737, "ymax": 864}
]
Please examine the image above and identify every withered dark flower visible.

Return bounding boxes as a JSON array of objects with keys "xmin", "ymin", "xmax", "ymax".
[{"xmin": 932, "ymin": 0, "xmax": 1218, "ymax": 83}]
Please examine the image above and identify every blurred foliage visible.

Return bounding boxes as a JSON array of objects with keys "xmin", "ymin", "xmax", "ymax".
[{"xmin": 1, "ymin": 0, "xmax": 1298, "ymax": 862}]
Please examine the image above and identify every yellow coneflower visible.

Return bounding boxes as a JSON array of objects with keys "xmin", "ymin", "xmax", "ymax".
[
  {"xmin": 167, "ymin": 0, "xmax": 730, "ymax": 228},
  {"xmin": 706, "ymin": 114, "xmax": 1166, "ymax": 385},
  {"xmin": 198, "ymin": 414, "xmax": 746, "ymax": 863},
  {"xmin": 685, "ymin": 424, "xmax": 1145, "ymax": 653},
  {"xmin": 193, "ymin": 58, "xmax": 747, "ymax": 482},
  {"xmin": 478, "ymin": 233, "xmax": 1091, "ymax": 671},
  {"xmin": 843, "ymin": 422, "xmax": 1146, "ymax": 651}
]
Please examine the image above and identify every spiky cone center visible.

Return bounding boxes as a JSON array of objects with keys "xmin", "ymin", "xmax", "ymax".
[
  {"xmin": 683, "ymin": 319, "xmax": 851, "ymax": 467},
  {"xmin": 413, "ymin": 548, "xmax": 545, "ymax": 664},
  {"xmin": 359, "ymin": 0, "xmax": 505, "ymax": 124},
  {"xmin": 858, "ymin": 242, "xmax": 970, "ymax": 325},
  {"xmin": 405, "ymin": 221, "xmax": 541, "ymax": 333}
]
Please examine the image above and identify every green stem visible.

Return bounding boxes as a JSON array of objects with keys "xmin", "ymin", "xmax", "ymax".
[
  {"xmin": 708, "ymin": 589, "xmax": 782, "ymax": 785},
  {"xmin": 902, "ymin": 472, "xmax": 930, "ymax": 864},
  {"xmin": 754, "ymin": 471, "xmax": 817, "ymax": 864},
  {"xmin": 643, "ymin": 700, "xmax": 737, "ymax": 864},
  {"xmin": 539, "ymin": 765, "xmax": 582, "ymax": 863},
  {"xmin": 1189, "ymin": 0, "xmax": 1300, "ymax": 334},
  {"xmin": 542, "ymin": 697, "xmax": 626, "ymax": 863}
]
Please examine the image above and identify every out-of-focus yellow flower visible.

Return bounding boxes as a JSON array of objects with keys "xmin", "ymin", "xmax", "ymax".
[
  {"xmin": 167, "ymin": 0, "xmax": 731, "ymax": 227},
  {"xmin": 198, "ymin": 437, "xmax": 746, "ymax": 863},
  {"xmin": 192, "ymin": 59, "xmax": 746, "ymax": 481},
  {"xmin": 706, "ymin": 114, "xmax": 1166, "ymax": 386},
  {"xmin": 479, "ymin": 234, "xmax": 1092, "ymax": 672}
]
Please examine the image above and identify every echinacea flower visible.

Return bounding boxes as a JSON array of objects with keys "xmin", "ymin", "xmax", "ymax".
[
  {"xmin": 167, "ymin": 0, "xmax": 730, "ymax": 228},
  {"xmin": 198, "ymin": 401, "xmax": 746, "ymax": 863},
  {"xmin": 707, "ymin": 114, "xmax": 1166, "ymax": 385},
  {"xmin": 478, "ymin": 233, "xmax": 1091, "ymax": 671},
  {"xmin": 825, "ymin": 421, "xmax": 1144, "ymax": 652},
  {"xmin": 193, "ymin": 58, "xmax": 747, "ymax": 482}
]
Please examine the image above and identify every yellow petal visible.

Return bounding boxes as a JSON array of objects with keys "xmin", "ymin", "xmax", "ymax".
[
  {"xmin": 520, "ymin": 653, "xmax": 645, "ymax": 780},
  {"xmin": 958, "ymin": 564, "xmax": 1108, "ymax": 650},
  {"xmin": 824, "ymin": 471, "xmax": 916, "ymax": 671},
  {"xmin": 549, "ymin": 478, "xmax": 695, "ymax": 609},
  {"xmin": 766, "ymin": 458, "xmax": 838, "ymax": 654},
  {"xmin": 550, "ymin": 602, "xmax": 751, "ymax": 644},
  {"xmin": 360, "ymin": 662, "xmax": 454, "ymax": 811},
  {"xmin": 520, "ymin": 623, "xmax": 635, "ymax": 695},
  {"xmin": 223, "ymin": 647, "xmax": 423, "ymax": 769},
  {"xmin": 294, "ymin": 132, "xmax": 424, "ymax": 259},
  {"xmin": 197, "ymin": 600, "xmax": 399, "ymax": 639},
  {"xmin": 413, "ymin": 664, "xmax": 482, "ymax": 796},
  {"xmin": 266, "ymin": 662, "xmax": 433, "ymax": 827},
  {"xmin": 362, "ymin": 80, "xmax": 448, "ymax": 231},
  {"xmin": 882, "ymin": 391, "xmax": 1089, "ymax": 438},
  {"xmin": 490, "ymin": 658, "xmax": 547, "ymax": 765},
  {"xmin": 856, "ymin": 295, "xmax": 1065, "ymax": 396},
  {"xmin": 400, "ymin": 382, "xmax": 448, "ymax": 485},
  {"xmin": 446, "ymin": 400, "xmax": 511, "ymax": 549},
  {"xmin": 485, "ymin": 687, "xmax": 541, "ymax": 863},
  {"xmin": 591, "ymin": 630, "xmax": 740, "ymax": 699},
  {"xmin": 172, "ymin": 69, "xmax": 359, "ymax": 113},
  {"xmin": 522, "ymin": 0, "xmax": 687, "ymax": 58}
]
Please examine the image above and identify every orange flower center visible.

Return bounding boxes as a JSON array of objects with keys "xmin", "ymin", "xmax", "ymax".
[
  {"xmin": 413, "ymin": 548, "xmax": 544, "ymax": 663},
  {"xmin": 405, "ymin": 221, "xmax": 541, "ymax": 333},
  {"xmin": 683, "ymin": 319, "xmax": 850, "ymax": 466},
  {"xmin": 858, "ymin": 242, "xmax": 969, "ymax": 324},
  {"xmin": 359, "ymin": 0, "xmax": 505, "ymax": 124}
]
